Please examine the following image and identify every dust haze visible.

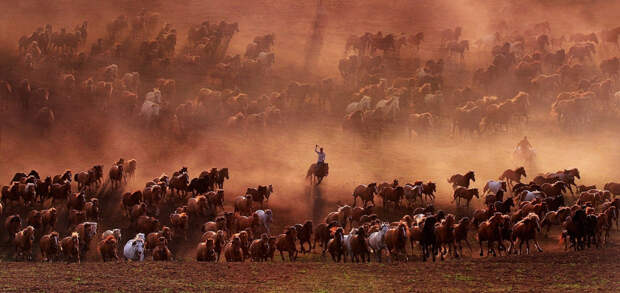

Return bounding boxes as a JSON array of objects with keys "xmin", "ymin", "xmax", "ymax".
[{"xmin": 0, "ymin": 0, "xmax": 619, "ymax": 233}]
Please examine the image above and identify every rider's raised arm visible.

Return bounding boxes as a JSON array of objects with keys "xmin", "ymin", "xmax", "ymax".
[{"xmin": 315, "ymin": 145, "xmax": 319, "ymax": 153}]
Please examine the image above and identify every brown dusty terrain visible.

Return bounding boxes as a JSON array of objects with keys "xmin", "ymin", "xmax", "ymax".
[{"xmin": 0, "ymin": 244, "xmax": 618, "ymax": 292}]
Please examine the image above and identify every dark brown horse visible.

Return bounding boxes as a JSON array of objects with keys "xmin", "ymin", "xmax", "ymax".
[
  {"xmin": 422, "ymin": 182, "xmax": 437, "ymax": 201},
  {"xmin": 306, "ymin": 163, "xmax": 328, "ymax": 185},
  {"xmin": 215, "ymin": 168, "xmax": 229, "ymax": 189},
  {"xmin": 448, "ymin": 171, "xmax": 475, "ymax": 190}
]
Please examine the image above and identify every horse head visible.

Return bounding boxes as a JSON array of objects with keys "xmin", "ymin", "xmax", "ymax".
[{"xmin": 467, "ymin": 171, "xmax": 476, "ymax": 182}]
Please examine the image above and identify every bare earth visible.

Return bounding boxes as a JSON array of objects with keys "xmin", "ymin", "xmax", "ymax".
[{"xmin": 0, "ymin": 245, "xmax": 618, "ymax": 292}]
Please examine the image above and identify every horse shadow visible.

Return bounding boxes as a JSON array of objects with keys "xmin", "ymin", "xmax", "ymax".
[{"xmin": 307, "ymin": 184, "xmax": 325, "ymax": 226}]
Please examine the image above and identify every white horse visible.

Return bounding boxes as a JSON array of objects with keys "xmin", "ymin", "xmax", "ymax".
[
  {"xmin": 345, "ymin": 95, "xmax": 372, "ymax": 114},
  {"xmin": 520, "ymin": 190, "xmax": 545, "ymax": 202},
  {"xmin": 483, "ymin": 180, "xmax": 505, "ymax": 195},
  {"xmin": 403, "ymin": 183, "xmax": 423, "ymax": 207},
  {"xmin": 140, "ymin": 89, "xmax": 162, "ymax": 123},
  {"xmin": 343, "ymin": 228, "xmax": 357, "ymax": 261},
  {"xmin": 375, "ymin": 96, "xmax": 400, "ymax": 121},
  {"xmin": 101, "ymin": 228, "xmax": 122, "ymax": 242},
  {"xmin": 368, "ymin": 224, "xmax": 389, "ymax": 262},
  {"xmin": 253, "ymin": 209, "xmax": 273, "ymax": 235},
  {"xmin": 123, "ymin": 233, "xmax": 145, "ymax": 261},
  {"xmin": 413, "ymin": 214, "xmax": 426, "ymax": 226}
]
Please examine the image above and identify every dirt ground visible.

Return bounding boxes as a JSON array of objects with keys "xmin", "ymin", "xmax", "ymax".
[{"xmin": 0, "ymin": 244, "xmax": 617, "ymax": 292}]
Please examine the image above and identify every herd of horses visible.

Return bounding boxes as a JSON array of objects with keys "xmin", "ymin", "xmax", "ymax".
[
  {"xmin": 1, "ymin": 3, "xmax": 620, "ymax": 267},
  {"xmin": 3, "ymin": 9, "xmax": 620, "ymax": 151},
  {"xmin": 1, "ymin": 157, "xmax": 618, "ymax": 263}
]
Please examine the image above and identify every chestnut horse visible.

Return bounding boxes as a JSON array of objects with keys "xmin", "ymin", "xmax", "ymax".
[
  {"xmin": 477, "ymin": 213, "xmax": 504, "ymax": 257},
  {"xmin": 511, "ymin": 213, "xmax": 543, "ymax": 254},
  {"xmin": 452, "ymin": 187, "xmax": 479, "ymax": 208},
  {"xmin": 500, "ymin": 167, "xmax": 527, "ymax": 189},
  {"xmin": 435, "ymin": 214, "xmax": 457, "ymax": 260},
  {"xmin": 453, "ymin": 217, "xmax": 472, "ymax": 256},
  {"xmin": 352, "ymin": 183, "xmax": 377, "ymax": 207}
]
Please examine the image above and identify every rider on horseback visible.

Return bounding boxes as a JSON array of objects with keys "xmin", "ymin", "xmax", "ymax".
[
  {"xmin": 514, "ymin": 136, "xmax": 535, "ymax": 164},
  {"xmin": 516, "ymin": 136, "xmax": 532, "ymax": 152},
  {"xmin": 315, "ymin": 145, "xmax": 326, "ymax": 168}
]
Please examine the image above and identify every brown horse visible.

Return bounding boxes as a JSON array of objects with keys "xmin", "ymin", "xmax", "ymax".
[
  {"xmin": 351, "ymin": 205, "xmax": 374, "ymax": 227},
  {"xmin": 452, "ymin": 187, "xmax": 479, "ymax": 208},
  {"xmin": 325, "ymin": 205, "xmax": 353, "ymax": 230},
  {"xmin": 422, "ymin": 182, "xmax": 437, "ymax": 201},
  {"xmin": 169, "ymin": 173, "xmax": 189, "ymax": 199},
  {"xmin": 596, "ymin": 207, "xmax": 616, "ymax": 245},
  {"xmin": 327, "ymin": 227, "xmax": 345, "ymax": 262},
  {"xmin": 352, "ymin": 183, "xmax": 377, "ymax": 207},
  {"xmin": 477, "ymin": 213, "xmax": 504, "ymax": 256},
  {"xmin": 306, "ymin": 163, "xmax": 328, "ymax": 185},
  {"xmin": 499, "ymin": 167, "xmax": 527, "ymax": 189},
  {"xmin": 453, "ymin": 217, "xmax": 472, "ymax": 256},
  {"xmin": 379, "ymin": 186, "xmax": 405, "ymax": 208},
  {"xmin": 435, "ymin": 214, "xmax": 457, "ymax": 260},
  {"xmin": 472, "ymin": 205, "xmax": 495, "ymax": 228},
  {"xmin": 511, "ymin": 213, "xmax": 543, "ymax": 255},
  {"xmin": 349, "ymin": 227, "xmax": 370, "ymax": 263},
  {"xmin": 108, "ymin": 165, "xmax": 123, "ymax": 188},
  {"xmin": 295, "ymin": 221, "xmax": 313, "ymax": 254},
  {"xmin": 385, "ymin": 223, "xmax": 408, "ymax": 262},
  {"xmin": 215, "ymin": 168, "xmax": 229, "ymax": 189},
  {"xmin": 448, "ymin": 171, "xmax": 475, "ymax": 190},
  {"xmin": 276, "ymin": 227, "xmax": 297, "ymax": 262},
  {"xmin": 577, "ymin": 185, "xmax": 596, "ymax": 193},
  {"xmin": 540, "ymin": 181, "xmax": 568, "ymax": 197},
  {"xmin": 603, "ymin": 182, "xmax": 620, "ymax": 195}
]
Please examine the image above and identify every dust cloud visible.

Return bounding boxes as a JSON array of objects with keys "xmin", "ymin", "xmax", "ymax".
[{"xmin": 0, "ymin": 0, "xmax": 619, "ymax": 236}]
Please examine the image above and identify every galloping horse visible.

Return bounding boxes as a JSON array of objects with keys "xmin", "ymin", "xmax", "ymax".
[
  {"xmin": 306, "ymin": 163, "xmax": 329, "ymax": 185},
  {"xmin": 448, "ymin": 171, "xmax": 475, "ymax": 190},
  {"xmin": 499, "ymin": 167, "xmax": 527, "ymax": 189}
]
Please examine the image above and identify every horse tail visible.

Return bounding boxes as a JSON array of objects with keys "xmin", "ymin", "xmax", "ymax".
[
  {"xmin": 483, "ymin": 183, "xmax": 489, "ymax": 194},
  {"xmin": 74, "ymin": 173, "xmax": 79, "ymax": 182}
]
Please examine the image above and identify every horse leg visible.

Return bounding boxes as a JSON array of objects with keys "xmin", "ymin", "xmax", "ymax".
[
  {"xmin": 439, "ymin": 243, "xmax": 445, "ymax": 261},
  {"xmin": 479, "ymin": 240, "xmax": 484, "ymax": 257},
  {"xmin": 534, "ymin": 238, "xmax": 543, "ymax": 252}
]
